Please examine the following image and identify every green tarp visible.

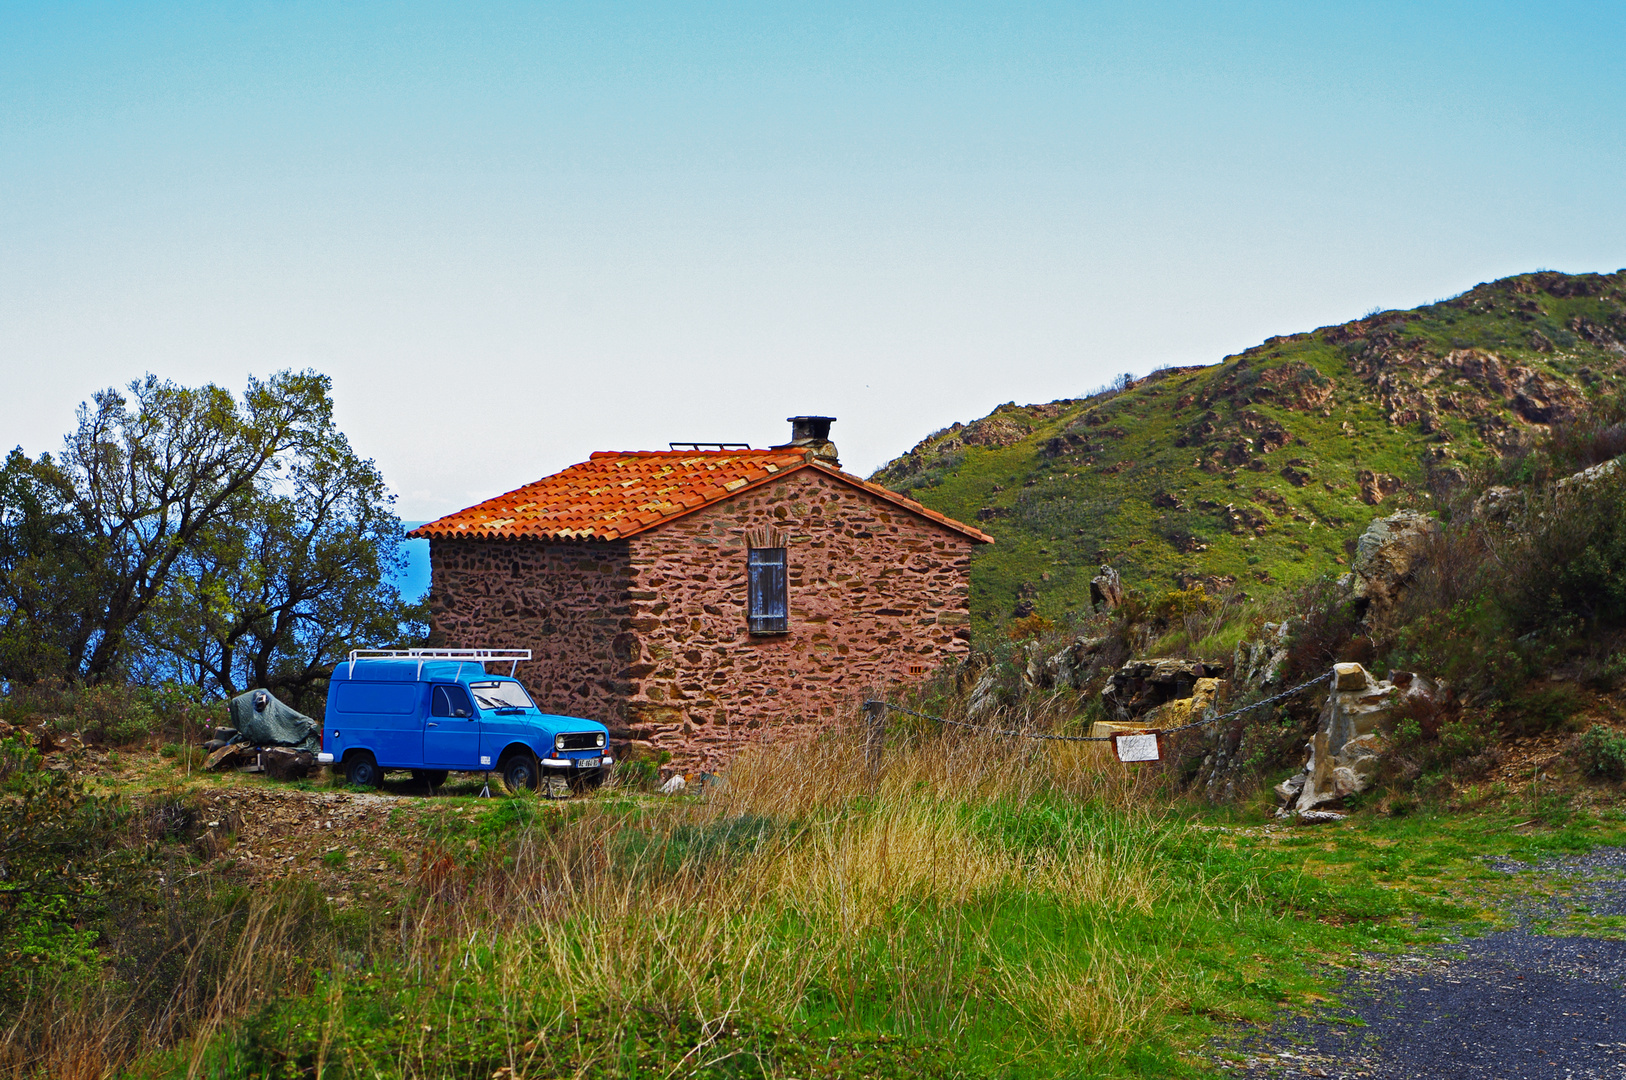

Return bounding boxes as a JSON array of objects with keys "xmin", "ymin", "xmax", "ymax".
[{"xmin": 228, "ymin": 690, "xmax": 321, "ymax": 751}]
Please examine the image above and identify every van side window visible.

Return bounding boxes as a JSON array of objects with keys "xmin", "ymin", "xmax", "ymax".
[{"xmin": 431, "ymin": 685, "xmax": 475, "ymax": 718}]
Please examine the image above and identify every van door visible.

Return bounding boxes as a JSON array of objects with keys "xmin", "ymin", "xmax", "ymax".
[{"xmin": 424, "ymin": 684, "xmax": 480, "ymax": 768}]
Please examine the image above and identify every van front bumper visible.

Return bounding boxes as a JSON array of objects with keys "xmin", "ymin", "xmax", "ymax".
[{"xmin": 541, "ymin": 756, "xmax": 613, "ymax": 768}]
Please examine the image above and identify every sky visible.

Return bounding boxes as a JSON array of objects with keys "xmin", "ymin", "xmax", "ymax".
[{"xmin": 3, "ymin": 1, "xmax": 1625, "ymax": 522}]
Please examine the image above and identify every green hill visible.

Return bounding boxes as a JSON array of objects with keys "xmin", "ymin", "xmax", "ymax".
[{"xmin": 872, "ymin": 270, "xmax": 1626, "ymax": 639}]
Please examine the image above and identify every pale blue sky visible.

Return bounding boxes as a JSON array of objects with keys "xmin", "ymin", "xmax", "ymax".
[{"xmin": 3, "ymin": 2, "xmax": 1623, "ymax": 518}]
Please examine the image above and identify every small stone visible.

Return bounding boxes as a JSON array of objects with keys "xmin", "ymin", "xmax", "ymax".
[{"xmin": 1334, "ymin": 662, "xmax": 1371, "ymax": 691}]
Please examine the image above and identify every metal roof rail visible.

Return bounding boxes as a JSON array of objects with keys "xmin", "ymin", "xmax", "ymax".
[{"xmin": 347, "ymin": 648, "xmax": 533, "ymax": 679}]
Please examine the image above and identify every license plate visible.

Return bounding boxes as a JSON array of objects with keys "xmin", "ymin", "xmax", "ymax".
[{"xmin": 575, "ymin": 758, "xmax": 597, "ymax": 768}]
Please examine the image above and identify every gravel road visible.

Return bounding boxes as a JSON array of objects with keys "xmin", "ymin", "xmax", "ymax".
[{"xmin": 1218, "ymin": 847, "xmax": 1626, "ymax": 1079}]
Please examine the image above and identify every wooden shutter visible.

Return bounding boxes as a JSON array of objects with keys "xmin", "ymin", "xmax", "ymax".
[{"xmin": 747, "ymin": 547, "xmax": 788, "ymax": 633}]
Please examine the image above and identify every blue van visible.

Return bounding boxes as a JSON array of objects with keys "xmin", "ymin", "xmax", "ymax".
[{"xmin": 315, "ymin": 649, "xmax": 612, "ymax": 795}]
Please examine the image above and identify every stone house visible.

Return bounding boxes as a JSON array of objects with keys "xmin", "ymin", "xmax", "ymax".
[{"xmin": 409, "ymin": 419, "xmax": 992, "ymax": 768}]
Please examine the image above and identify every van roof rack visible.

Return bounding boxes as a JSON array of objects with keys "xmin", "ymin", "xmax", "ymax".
[{"xmin": 347, "ymin": 648, "xmax": 532, "ymax": 678}]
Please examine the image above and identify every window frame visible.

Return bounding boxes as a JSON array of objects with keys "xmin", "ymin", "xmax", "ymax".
[{"xmin": 747, "ymin": 545, "xmax": 789, "ymax": 634}]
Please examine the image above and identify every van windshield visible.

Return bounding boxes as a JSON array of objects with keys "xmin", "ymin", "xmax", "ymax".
[{"xmin": 467, "ymin": 681, "xmax": 536, "ymax": 713}]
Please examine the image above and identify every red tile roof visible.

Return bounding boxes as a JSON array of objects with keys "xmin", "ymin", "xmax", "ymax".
[{"xmin": 408, "ymin": 449, "xmax": 993, "ymax": 544}]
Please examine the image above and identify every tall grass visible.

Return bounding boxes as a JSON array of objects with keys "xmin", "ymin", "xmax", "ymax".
[
  {"xmin": 4, "ymin": 710, "xmax": 1354, "ymax": 1079},
  {"xmin": 143, "ymin": 719, "xmax": 1280, "ymax": 1079}
]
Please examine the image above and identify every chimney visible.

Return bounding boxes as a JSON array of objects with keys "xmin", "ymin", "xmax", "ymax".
[{"xmin": 776, "ymin": 415, "xmax": 839, "ymax": 468}]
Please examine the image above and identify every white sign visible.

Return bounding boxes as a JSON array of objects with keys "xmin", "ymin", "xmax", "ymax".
[{"xmin": 1114, "ymin": 732, "xmax": 1161, "ymax": 763}]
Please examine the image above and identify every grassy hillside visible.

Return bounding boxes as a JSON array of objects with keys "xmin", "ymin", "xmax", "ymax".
[{"xmin": 873, "ymin": 270, "xmax": 1626, "ymax": 639}]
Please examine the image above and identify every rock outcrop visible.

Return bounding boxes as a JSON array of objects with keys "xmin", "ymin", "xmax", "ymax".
[
  {"xmin": 1232, "ymin": 620, "xmax": 1292, "ymax": 694},
  {"xmin": 1350, "ymin": 510, "xmax": 1441, "ymax": 623},
  {"xmin": 1090, "ymin": 566, "xmax": 1124, "ymax": 611},
  {"xmin": 1274, "ymin": 662, "xmax": 1444, "ymax": 818},
  {"xmin": 1100, "ymin": 658, "xmax": 1227, "ymax": 723}
]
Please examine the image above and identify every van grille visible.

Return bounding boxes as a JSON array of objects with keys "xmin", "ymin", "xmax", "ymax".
[{"xmin": 558, "ymin": 732, "xmax": 603, "ymax": 751}]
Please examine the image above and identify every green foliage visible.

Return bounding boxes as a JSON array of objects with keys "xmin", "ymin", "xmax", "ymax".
[
  {"xmin": 1577, "ymin": 725, "xmax": 1626, "ymax": 781},
  {"xmin": 0, "ymin": 734, "xmax": 41, "ymax": 786},
  {"xmin": 1153, "ymin": 584, "xmax": 1215, "ymax": 621},
  {"xmin": 0, "ymin": 370, "xmax": 425, "ymax": 708},
  {"xmin": 1499, "ymin": 684, "xmax": 1584, "ymax": 737},
  {"xmin": 69, "ymin": 682, "xmax": 158, "ymax": 744},
  {"xmin": 1387, "ymin": 594, "xmax": 1531, "ymax": 703}
]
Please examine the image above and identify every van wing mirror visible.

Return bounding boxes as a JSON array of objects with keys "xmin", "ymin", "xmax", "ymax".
[{"xmin": 456, "ymin": 708, "xmax": 472, "ymax": 718}]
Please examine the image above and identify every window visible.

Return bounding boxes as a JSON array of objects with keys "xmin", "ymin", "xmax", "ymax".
[
  {"xmin": 431, "ymin": 685, "xmax": 475, "ymax": 718},
  {"xmin": 467, "ymin": 680, "xmax": 536, "ymax": 713},
  {"xmin": 748, "ymin": 547, "xmax": 788, "ymax": 633}
]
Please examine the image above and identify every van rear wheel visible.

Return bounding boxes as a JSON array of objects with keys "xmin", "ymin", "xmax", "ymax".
[
  {"xmin": 344, "ymin": 751, "xmax": 382, "ymax": 788},
  {"xmin": 499, "ymin": 750, "xmax": 539, "ymax": 794}
]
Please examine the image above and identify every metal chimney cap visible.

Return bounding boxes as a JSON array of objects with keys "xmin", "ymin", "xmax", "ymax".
[{"xmin": 786, "ymin": 416, "xmax": 835, "ymax": 442}]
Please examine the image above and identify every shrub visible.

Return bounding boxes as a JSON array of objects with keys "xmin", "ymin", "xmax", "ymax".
[
  {"xmin": 1006, "ymin": 613, "xmax": 1055, "ymax": 641},
  {"xmin": 1153, "ymin": 586, "xmax": 1215, "ymax": 622},
  {"xmin": 0, "ymin": 735, "xmax": 41, "ymax": 784},
  {"xmin": 68, "ymin": 683, "xmax": 157, "ymax": 746},
  {"xmin": 1577, "ymin": 725, "xmax": 1626, "ymax": 781},
  {"xmin": 1586, "ymin": 649, "xmax": 1626, "ymax": 691},
  {"xmin": 1505, "ymin": 470, "xmax": 1626, "ymax": 632},
  {"xmin": 1283, "ymin": 576, "xmax": 1363, "ymax": 680},
  {"xmin": 1498, "ymin": 684, "xmax": 1584, "ymax": 737}
]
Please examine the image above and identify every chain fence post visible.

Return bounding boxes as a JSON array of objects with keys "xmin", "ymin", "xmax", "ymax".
[{"xmin": 864, "ymin": 698, "xmax": 888, "ymax": 782}]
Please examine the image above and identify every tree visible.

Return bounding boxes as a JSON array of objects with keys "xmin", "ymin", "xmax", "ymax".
[
  {"xmin": 0, "ymin": 371, "xmax": 424, "ymax": 698},
  {"xmin": 139, "ymin": 429, "xmax": 427, "ymax": 711},
  {"xmin": 0, "ymin": 450, "xmax": 103, "ymax": 682}
]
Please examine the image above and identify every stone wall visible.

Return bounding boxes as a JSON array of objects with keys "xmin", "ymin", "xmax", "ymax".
[
  {"xmin": 619, "ymin": 469, "xmax": 976, "ymax": 768},
  {"xmin": 425, "ymin": 537, "xmax": 635, "ymax": 726},
  {"xmin": 426, "ymin": 469, "xmax": 978, "ymax": 769}
]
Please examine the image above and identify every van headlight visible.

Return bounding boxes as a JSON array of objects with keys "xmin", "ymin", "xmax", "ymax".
[
  {"xmin": 554, "ymin": 733, "xmax": 565, "ymax": 751},
  {"xmin": 597, "ymin": 732, "xmax": 606, "ymax": 747}
]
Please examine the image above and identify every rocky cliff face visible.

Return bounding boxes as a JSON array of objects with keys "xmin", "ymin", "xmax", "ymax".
[{"xmin": 870, "ymin": 270, "xmax": 1626, "ymax": 639}]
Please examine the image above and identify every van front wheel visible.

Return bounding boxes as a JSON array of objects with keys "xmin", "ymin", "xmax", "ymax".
[
  {"xmin": 499, "ymin": 751, "xmax": 539, "ymax": 794},
  {"xmin": 344, "ymin": 751, "xmax": 382, "ymax": 788}
]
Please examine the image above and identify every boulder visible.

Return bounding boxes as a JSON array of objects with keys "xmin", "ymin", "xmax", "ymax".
[
  {"xmin": 1352, "ymin": 510, "xmax": 1441, "ymax": 619},
  {"xmin": 1140, "ymin": 677, "xmax": 1228, "ymax": 730},
  {"xmin": 1472, "ymin": 485, "xmax": 1524, "ymax": 523},
  {"xmin": 1100, "ymin": 658, "xmax": 1227, "ymax": 723}
]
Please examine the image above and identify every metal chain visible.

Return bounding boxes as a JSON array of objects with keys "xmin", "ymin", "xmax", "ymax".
[
  {"xmin": 866, "ymin": 669, "xmax": 1333, "ymax": 743},
  {"xmin": 872, "ymin": 701, "xmax": 1115, "ymax": 741}
]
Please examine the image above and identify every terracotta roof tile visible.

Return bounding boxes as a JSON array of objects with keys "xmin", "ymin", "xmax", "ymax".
[{"xmin": 409, "ymin": 449, "xmax": 993, "ymax": 544}]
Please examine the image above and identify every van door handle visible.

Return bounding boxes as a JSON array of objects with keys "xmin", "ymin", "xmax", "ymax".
[{"xmin": 426, "ymin": 722, "xmax": 439, "ymax": 728}]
